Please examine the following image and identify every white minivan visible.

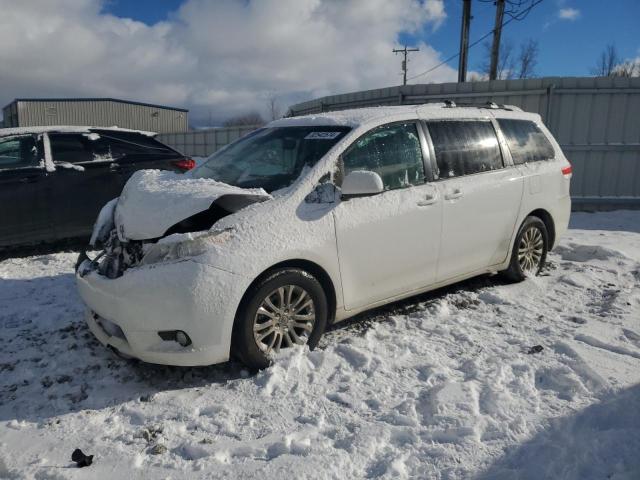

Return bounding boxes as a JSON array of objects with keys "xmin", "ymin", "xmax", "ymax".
[{"xmin": 76, "ymin": 103, "xmax": 572, "ymax": 368}]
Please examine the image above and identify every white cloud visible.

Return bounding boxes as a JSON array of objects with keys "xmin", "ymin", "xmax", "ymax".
[
  {"xmin": 0, "ymin": 0, "xmax": 454, "ymax": 125},
  {"xmin": 558, "ymin": 7, "xmax": 580, "ymax": 20}
]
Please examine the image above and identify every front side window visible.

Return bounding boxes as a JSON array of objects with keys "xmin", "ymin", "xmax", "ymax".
[
  {"xmin": 0, "ymin": 135, "xmax": 39, "ymax": 170},
  {"xmin": 427, "ymin": 120, "xmax": 503, "ymax": 179},
  {"xmin": 192, "ymin": 126, "xmax": 350, "ymax": 192},
  {"xmin": 497, "ymin": 119, "xmax": 555, "ymax": 164},
  {"xmin": 341, "ymin": 122, "xmax": 425, "ymax": 190}
]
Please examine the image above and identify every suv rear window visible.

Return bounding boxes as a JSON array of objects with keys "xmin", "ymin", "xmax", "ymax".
[
  {"xmin": 426, "ymin": 120, "xmax": 503, "ymax": 179},
  {"xmin": 91, "ymin": 131, "xmax": 176, "ymax": 158},
  {"xmin": 49, "ymin": 131, "xmax": 178, "ymax": 164},
  {"xmin": 497, "ymin": 119, "xmax": 555, "ymax": 164}
]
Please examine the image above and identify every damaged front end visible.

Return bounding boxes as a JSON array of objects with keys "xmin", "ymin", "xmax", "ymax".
[
  {"xmin": 77, "ymin": 230, "xmax": 144, "ymax": 279},
  {"xmin": 78, "ymin": 171, "xmax": 269, "ymax": 279},
  {"xmin": 78, "ymin": 226, "xmax": 235, "ymax": 279}
]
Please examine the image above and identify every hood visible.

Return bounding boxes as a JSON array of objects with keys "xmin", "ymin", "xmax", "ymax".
[{"xmin": 114, "ymin": 170, "xmax": 271, "ymax": 241}]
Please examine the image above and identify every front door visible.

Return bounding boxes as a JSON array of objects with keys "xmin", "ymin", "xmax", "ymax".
[
  {"xmin": 0, "ymin": 134, "xmax": 51, "ymax": 247},
  {"xmin": 332, "ymin": 121, "xmax": 442, "ymax": 311},
  {"xmin": 424, "ymin": 119, "xmax": 523, "ymax": 282}
]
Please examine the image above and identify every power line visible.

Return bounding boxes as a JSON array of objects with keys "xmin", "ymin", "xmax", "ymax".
[{"xmin": 407, "ymin": 0, "xmax": 544, "ymax": 82}]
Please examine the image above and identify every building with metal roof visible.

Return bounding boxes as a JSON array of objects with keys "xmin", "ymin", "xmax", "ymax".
[{"xmin": 2, "ymin": 98, "xmax": 188, "ymax": 133}]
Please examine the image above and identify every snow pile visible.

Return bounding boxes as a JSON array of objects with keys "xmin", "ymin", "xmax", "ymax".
[{"xmin": 0, "ymin": 211, "xmax": 639, "ymax": 478}]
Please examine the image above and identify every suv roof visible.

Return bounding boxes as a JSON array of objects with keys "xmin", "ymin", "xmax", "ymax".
[
  {"xmin": 275, "ymin": 103, "xmax": 535, "ymax": 130},
  {"xmin": 0, "ymin": 125, "xmax": 156, "ymax": 138}
]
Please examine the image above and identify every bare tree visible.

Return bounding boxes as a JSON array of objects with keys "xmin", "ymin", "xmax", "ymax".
[
  {"xmin": 592, "ymin": 44, "xmax": 619, "ymax": 76},
  {"xmin": 223, "ymin": 111, "xmax": 265, "ymax": 127},
  {"xmin": 514, "ymin": 39, "xmax": 538, "ymax": 79},
  {"xmin": 480, "ymin": 40, "xmax": 514, "ymax": 80},
  {"xmin": 266, "ymin": 93, "xmax": 281, "ymax": 121},
  {"xmin": 612, "ymin": 59, "xmax": 640, "ymax": 77}
]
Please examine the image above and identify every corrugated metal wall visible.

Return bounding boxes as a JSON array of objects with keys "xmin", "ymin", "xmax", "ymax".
[
  {"xmin": 10, "ymin": 99, "xmax": 188, "ymax": 133},
  {"xmin": 289, "ymin": 76, "xmax": 640, "ymax": 209},
  {"xmin": 157, "ymin": 125, "xmax": 260, "ymax": 158}
]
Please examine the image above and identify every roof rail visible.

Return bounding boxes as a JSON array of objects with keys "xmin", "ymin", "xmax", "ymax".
[{"xmin": 441, "ymin": 100, "xmax": 514, "ymax": 111}]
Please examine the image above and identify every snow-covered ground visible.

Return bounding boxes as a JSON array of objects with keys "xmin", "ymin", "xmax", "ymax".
[{"xmin": 1, "ymin": 211, "xmax": 639, "ymax": 479}]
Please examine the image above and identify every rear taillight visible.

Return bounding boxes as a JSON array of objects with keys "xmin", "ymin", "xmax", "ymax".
[
  {"xmin": 561, "ymin": 164, "xmax": 572, "ymax": 177},
  {"xmin": 172, "ymin": 158, "xmax": 196, "ymax": 171}
]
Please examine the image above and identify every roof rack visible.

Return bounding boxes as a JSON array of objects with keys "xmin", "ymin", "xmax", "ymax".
[{"xmin": 442, "ymin": 100, "xmax": 514, "ymax": 111}]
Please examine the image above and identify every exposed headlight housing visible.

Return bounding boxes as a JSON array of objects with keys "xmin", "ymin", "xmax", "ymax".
[{"xmin": 141, "ymin": 228, "xmax": 234, "ymax": 266}]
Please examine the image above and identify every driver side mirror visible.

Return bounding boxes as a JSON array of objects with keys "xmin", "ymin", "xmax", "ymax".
[{"xmin": 341, "ymin": 170, "xmax": 384, "ymax": 199}]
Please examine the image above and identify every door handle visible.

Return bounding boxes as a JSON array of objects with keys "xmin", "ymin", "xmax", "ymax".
[
  {"xmin": 444, "ymin": 188, "xmax": 463, "ymax": 200},
  {"xmin": 417, "ymin": 194, "xmax": 437, "ymax": 207},
  {"xmin": 109, "ymin": 163, "xmax": 122, "ymax": 172}
]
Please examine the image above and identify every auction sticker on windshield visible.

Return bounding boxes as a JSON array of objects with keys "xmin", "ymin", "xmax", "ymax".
[{"xmin": 304, "ymin": 131, "xmax": 342, "ymax": 140}]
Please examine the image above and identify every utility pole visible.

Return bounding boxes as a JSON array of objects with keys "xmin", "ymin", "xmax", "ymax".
[
  {"xmin": 489, "ymin": 0, "xmax": 506, "ymax": 80},
  {"xmin": 458, "ymin": 0, "xmax": 472, "ymax": 82},
  {"xmin": 393, "ymin": 46, "xmax": 419, "ymax": 86}
]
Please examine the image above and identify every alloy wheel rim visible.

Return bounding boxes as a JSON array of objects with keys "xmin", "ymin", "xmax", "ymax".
[
  {"xmin": 518, "ymin": 226, "xmax": 544, "ymax": 273},
  {"xmin": 253, "ymin": 285, "xmax": 315, "ymax": 354}
]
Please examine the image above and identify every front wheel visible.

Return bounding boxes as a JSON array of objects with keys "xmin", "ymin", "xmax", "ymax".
[
  {"xmin": 501, "ymin": 216, "xmax": 548, "ymax": 282},
  {"xmin": 232, "ymin": 268, "xmax": 328, "ymax": 369}
]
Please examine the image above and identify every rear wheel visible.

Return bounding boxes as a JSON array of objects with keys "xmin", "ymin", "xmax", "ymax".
[
  {"xmin": 501, "ymin": 216, "xmax": 548, "ymax": 282},
  {"xmin": 233, "ymin": 269, "xmax": 328, "ymax": 369}
]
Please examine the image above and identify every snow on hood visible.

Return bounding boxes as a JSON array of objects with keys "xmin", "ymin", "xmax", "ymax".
[{"xmin": 114, "ymin": 170, "xmax": 271, "ymax": 241}]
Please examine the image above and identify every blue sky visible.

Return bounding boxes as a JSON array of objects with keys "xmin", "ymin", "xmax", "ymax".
[
  {"xmin": 104, "ymin": 0, "xmax": 640, "ymax": 79},
  {"xmin": 2, "ymin": 1, "xmax": 637, "ymax": 124}
]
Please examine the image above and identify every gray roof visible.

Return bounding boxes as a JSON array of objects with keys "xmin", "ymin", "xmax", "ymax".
[{"xmin": 6, "ymin": 97, "xmax": 188, "ymax": 112}]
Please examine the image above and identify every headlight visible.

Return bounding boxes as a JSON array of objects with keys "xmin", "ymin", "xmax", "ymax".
[{"xmin": 141, "ymin": 229, "xmax": 233, "ymax": 266}]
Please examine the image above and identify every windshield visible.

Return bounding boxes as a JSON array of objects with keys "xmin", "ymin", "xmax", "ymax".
[{"xmin": 191, "ymin": 126, "xmax": 350, "ymax": 192}]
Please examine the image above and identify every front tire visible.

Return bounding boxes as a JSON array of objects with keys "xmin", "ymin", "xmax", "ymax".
[
  {"xmin": 232, "ymin": 268, "xmax": 328, "ymax": 369},
  {"xmin": 501, "ymin": 216, "xmax": 548, "ymax": 282}
]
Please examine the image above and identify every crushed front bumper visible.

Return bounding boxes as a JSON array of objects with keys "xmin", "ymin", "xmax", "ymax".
[{"xmin": 76, "ymin": 257, "xmax": 249, "ymax": 366}]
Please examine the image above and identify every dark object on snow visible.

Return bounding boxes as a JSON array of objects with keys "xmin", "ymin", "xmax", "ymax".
[
  {"xmin": 71, "ymin": 449, "xmax": 94, "ymax": 468},
  {"xmin": 527, "ymin": 345, "xmax": 544, "ymax": 354}
]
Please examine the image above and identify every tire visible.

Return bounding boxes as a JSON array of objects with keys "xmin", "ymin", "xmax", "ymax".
[
  {"xmin": 232, "ymin": 268, "xmax": 328, "ymax": 369},
  {"xmin": 501, "ymin": 216, "xmax": 548, "ymax": 282}
]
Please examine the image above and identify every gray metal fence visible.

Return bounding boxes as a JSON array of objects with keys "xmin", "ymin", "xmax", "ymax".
[
  {"xmin": 158, "ymin": 125, "xmax": 259, "ymax": 158},
  {"xmin": 289, "ymin": 76, "xmax": 640, "ymax": 210}
]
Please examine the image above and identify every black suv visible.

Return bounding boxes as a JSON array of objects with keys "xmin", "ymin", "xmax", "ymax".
[{"xmin": 0, "ymin": 126, "xmax": 193, "ymax": 249}]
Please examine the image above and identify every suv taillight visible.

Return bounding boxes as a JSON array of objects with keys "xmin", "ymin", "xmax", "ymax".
[
  {"xmin": 172, "ymin": 158, "xmax": 196, "ymax": 171},
  {"xmin": 561, "ymin": 164, "xmax": 572, "ymax": 177}
]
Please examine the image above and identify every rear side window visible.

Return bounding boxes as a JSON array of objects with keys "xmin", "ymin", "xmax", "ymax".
[
  {"xmin": 497, "ymin": 119, "xmax": 555, "ymax": 164},
  {"xmin": 426, "ymin": 120, "xmax": 503, "ymax": 179},
  {"xmin": 49, "ymin": 134, "xmax": 93, "ymax": 163},
  {"xmin": 341, "ymin": 122, "xmax": 425, "ymax": 190},
  {"xmin": 0, "ymin": 135, "xmax": 39, "ymax": 170},
  {"xmin": 91, "ymin": 131, "xmax": 176, "ymax": 160},
  {"xmin": 49, "ymin": 132, "xmax": 177, "ymax": 163}
]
